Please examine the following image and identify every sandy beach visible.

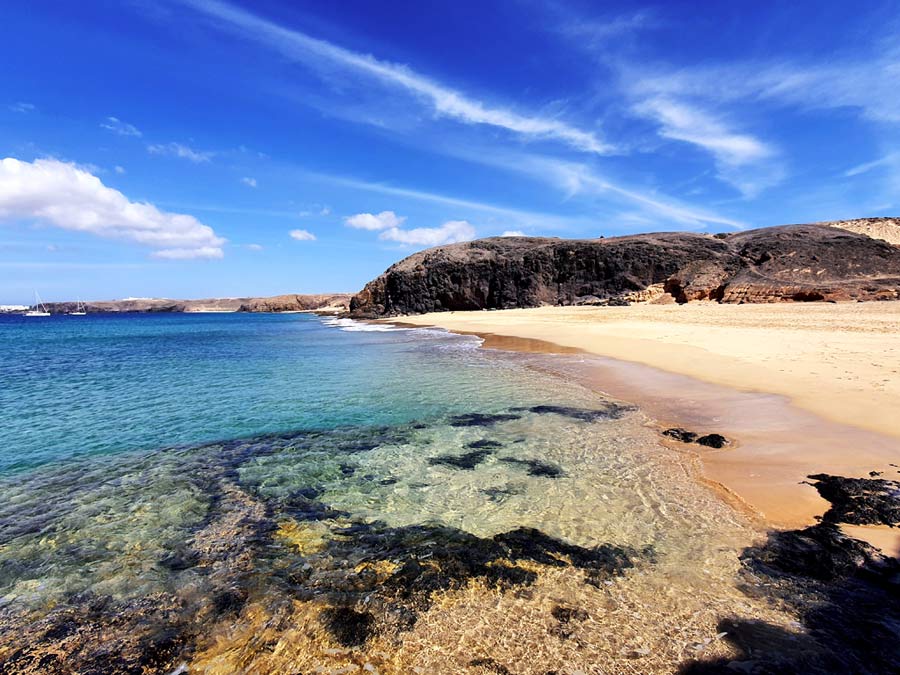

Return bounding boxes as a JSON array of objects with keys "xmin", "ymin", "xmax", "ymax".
[{"xmin": 395, "ymin": 303, "xmax": 900, "ymax": 553}]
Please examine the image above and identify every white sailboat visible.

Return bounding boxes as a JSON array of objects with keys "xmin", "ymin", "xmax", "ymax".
[
  {"xmin": 69, "ymin": 299, "xmax": 87, "ymax": 316},
  {"xmin": 24, "ymin": 291, "xmax": 51, "ymax": 317}
]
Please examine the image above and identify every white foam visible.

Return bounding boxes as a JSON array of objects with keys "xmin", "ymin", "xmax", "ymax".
[{"xmin": 321, "ymin": 317, "xmax": 407, "ymax": 332}]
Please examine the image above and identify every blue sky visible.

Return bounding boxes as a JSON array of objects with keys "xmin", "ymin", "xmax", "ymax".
[{"xmin": 2, "ymin": 0, "xmax": 898, "ymax": 303}]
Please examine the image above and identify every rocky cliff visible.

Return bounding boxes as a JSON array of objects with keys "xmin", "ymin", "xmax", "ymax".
[
  {"xmin": 41, "ymin": 293, "xmax": 351, "ymax": 314},
  {"xmin": 350, "ymin": 222, "xmax": 900, "ymax": 317}
]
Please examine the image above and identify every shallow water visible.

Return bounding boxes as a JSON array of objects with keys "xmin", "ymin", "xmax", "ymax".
[{"xmin": 0, "ymin": 314, "xmax": 799, "ymax": 673}]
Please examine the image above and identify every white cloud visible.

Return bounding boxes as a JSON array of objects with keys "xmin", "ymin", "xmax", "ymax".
[
  {"xmin": 0, "ymin": 157, "xmax": 225, "ymax": 259},
  {"xmin": 635, "ymin": 98, "xmax": 772, "ymax": 166},
  {"xmin": 626, "ymin": 45, "xmax": 900, "ymax": 125},
  {"xmin": 8, "ymin": 102, "xmax": 35, "ymax": 113},
  {"xmin": 442, "ymin": 148, "xmax": 747, "ymax": 230},
  {"xmin": 147, "ymin": 142, "xmax": 214, "ymax": 163},
  {"xmin": 344, "ymin": 210, "xmax": 405, "ymax": 231},
  {"xmin": 245, "ymin": 243, "xmax": 264, "ymax": 250},
  {"xmin": 100, "ymin": 116, "xmax": 142, "ymax": 137},
  {"xmin": 289, "ymin": 228, "xmax": 316, "ymax": 241},
  {"xmin": 501, "ymin": 230, "xmax": 526, "ymax": 237},
  {"xmin": 633, "ymin": 97, "xmax": 780, "ymax": 197},
  {"xmin": 179, "ymin": 0, "xmax": 613, "ymax": 154},
  {"xmin": 241, "ymin": 176, "xmax": 257, "ymax": 187},
  {"xmin": 379, "ymin": 219, "xmax": 475, "ymax": 247},
  {"xmin": 844, "ymin": 153, "xmax": 899, "ymax": 177},
  {"xmin": 320, "ymin": 206, "xmax": 331, "ymax": 215},
  {"xmin": 114, "ymin": 165, "xmax": 126, "ymax": 174}
]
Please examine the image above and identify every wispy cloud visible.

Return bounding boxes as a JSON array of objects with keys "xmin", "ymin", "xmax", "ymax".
[
  {"xmin": 147, "ymin": 142, "xmax": 214, "ymax": 163},
  {"xmin": 240, "ymin": 176, "xmax": 257, "ymax": 187},
  {"xmin": 245, "ymin": 243, "xmax": 264, "ymax": 251},
  {"xmin": 633, "ymin": 97, "xmax": 780, "ymax": 197},
  {"xmin": 289, "ymin": 228, "xmax": 316, "ymax": 241},
  {"xmin": 114, "ymin": 165, "xmax": 126, "ymax": 174},
  {"xmin": 178, "ymin": 0, "xmax": 613, "ymax": 154},
  {"xmin": 501, "ymin": 230, "xmax": 526, "ymax": 237},
  {"xmin": 435, "ymin": 144, "xmax": 747, "ymax": 230},
  {"xmin": 556, "ymin": 8, "xmax": 660, "ymax": 52},
  {"xmin": 626, "ymin": 44, "xmax": 900, "ymax": 125},
  {"xmin": 100, "ymin": 116, "xmax": 142, "ymax": 137},
  {"xmin": 844, "ymin": 153, "xmax": 899, "ymax": 177},
  {"xmin": 7, "ymin": 102, "xmax": 35, "ymax": 113},
  {"xmin": 0, "ymin": 157, "xmax": 225, "ymax": 259},
  {"xmin": 319, "ymin": 172, "xmax": 577, "ymax": 230}
]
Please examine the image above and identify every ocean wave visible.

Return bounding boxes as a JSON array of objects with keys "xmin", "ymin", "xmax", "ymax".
[{"xmin": 321, "ymin": 317, "xmax": 407, "ymax": 332}]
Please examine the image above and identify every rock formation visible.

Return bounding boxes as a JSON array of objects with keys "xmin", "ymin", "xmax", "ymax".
[{"xmin": 350, "ymin": 222, "xmax": 900, "ymax": 317}]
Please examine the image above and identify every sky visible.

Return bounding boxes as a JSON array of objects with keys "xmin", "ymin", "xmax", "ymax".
[{"xmin": 1, "ymin": 0, "xmax": 899, "ymax": 303}]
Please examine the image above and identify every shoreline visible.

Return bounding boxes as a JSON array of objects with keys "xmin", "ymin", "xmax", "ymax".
[{"xmin": 389, "ymin": 305, "xmax": 900, "ymax": 556}]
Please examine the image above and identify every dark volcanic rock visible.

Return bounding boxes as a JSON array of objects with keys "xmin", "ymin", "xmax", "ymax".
[
  {"xmin": 663, "ymin": 428, "xmax": 699, "ymax": 443},
  {"xmin": 663, "ymin": 428, "xmax": 730, "ymax": 448},
  {"xmin": 696, "ymin": 433, "xmax": 729, "ymax": 449},
  {"xmin": 806, "ymin": 473, "xmax": 900, "ymax": 527},
  {"xmin": 349, "ymin": 222, "xmax": 900, "ymax": 317}
]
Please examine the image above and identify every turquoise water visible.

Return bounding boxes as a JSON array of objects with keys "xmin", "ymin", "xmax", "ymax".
[
  {"xmin": 0, "ymin": 312, "xmax": 781, "ymax": 674},
  {"xmin": 0, "ymin": 312, "xmax": 542, "ymax": 474}
]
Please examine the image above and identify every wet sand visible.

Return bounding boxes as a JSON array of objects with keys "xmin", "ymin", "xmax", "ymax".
[{"xmin": 393, "ymin": 304, "xmax": 900, "ymax": 555}]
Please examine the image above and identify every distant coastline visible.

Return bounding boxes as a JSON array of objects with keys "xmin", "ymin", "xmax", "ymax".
[{"xmin": 26, "ymin": 293, "xmax": 351, "ymax": 315}]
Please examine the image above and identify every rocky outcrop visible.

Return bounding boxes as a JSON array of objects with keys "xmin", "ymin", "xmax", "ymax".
[
  {"xmin": 350, "ymin": 223, "xmax": 900, "ymax": 317},
  {"xmin": 40, "ymin": 294, "xmax": 351, "ymax": 314}
]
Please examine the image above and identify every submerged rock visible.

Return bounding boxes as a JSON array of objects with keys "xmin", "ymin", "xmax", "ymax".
[
  {"xmin": 429, "ymin": 448, "xmax": 494, "ymax": 470},
  {"xmin": 466, "ymin": 439, "xmax": 504, "ymax": 449},
  {"xmin": 499, "ymin": 457, "xmax": 564, "ymax": 478},
  {"xmin": 319, "ymin": 607, "xmax": 376, "ymax": 647},
  {"xmin": 515, "ymin": 403, "xmax": 636, "ymax": 422},
  {"xmin": 448, "ymin": 412, "xmax": 522, "ymax": 427}
]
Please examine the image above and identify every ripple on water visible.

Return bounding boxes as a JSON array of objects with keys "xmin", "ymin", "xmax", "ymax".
[{"xmin": 0, "ymin": 393, "xmax": 802, "ymax": 675}]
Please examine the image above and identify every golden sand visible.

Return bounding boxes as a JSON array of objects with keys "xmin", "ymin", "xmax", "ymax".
[{"xmin": 394, "ymin": 303, "xmax": 900, "ymax": 552}]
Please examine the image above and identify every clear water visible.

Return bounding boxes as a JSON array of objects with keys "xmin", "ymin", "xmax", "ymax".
[
  {"xmin": 0, "ymin": 313, "xmax": 795, "ymax": 674},
  {"xmin": 0, "ymin": 312, "xmax": 548, "ymax": 474}
]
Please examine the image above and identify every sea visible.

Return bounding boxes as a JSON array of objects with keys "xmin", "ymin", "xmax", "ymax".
[{"xmin": 0, "ymin": 312, "xmax": 791, "ymax": 674}]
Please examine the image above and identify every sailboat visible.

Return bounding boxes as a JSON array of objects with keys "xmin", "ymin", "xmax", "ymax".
[
  {"xmin": 24, "ymin": 291, "xmax": 51, "ymax": 317},
  {"xmin": 69, "ymin": 299, "xmax": 87, "ymax": 316}
]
